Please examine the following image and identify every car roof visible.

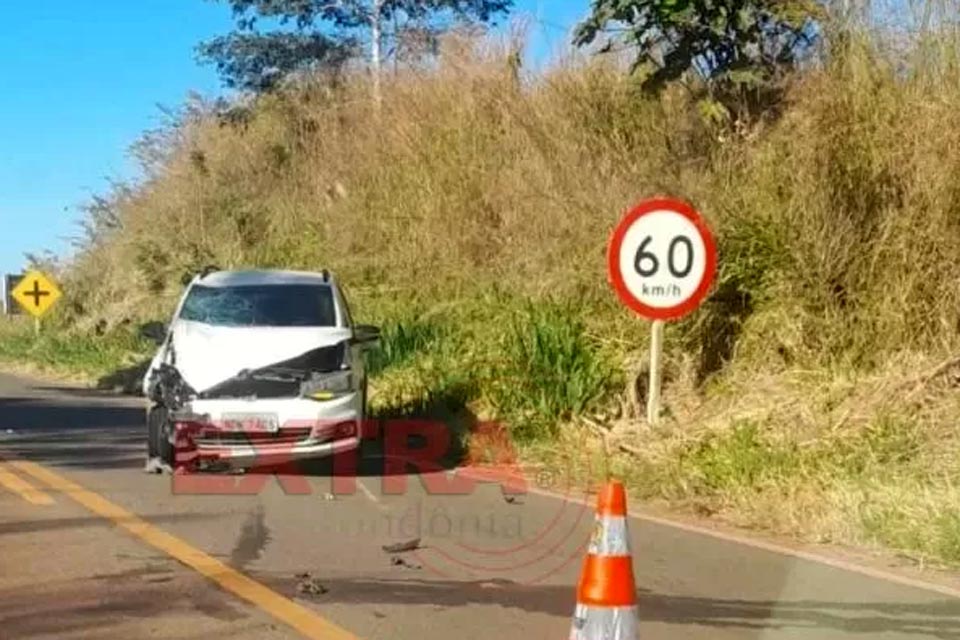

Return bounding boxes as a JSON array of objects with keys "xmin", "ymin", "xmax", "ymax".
[{"xmin": 195, "ymin": 269, "xmax": 333, "ymax": 288}]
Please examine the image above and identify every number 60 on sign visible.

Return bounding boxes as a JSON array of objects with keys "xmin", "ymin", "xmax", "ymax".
[{"xmin": 607, "ymin": 198, "xmax": 717, "ymax": 322}]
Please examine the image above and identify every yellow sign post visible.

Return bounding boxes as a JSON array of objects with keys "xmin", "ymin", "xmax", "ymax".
[{"xmin": 11, "ymin": 270, "xmax": 63, "ymax": 334}]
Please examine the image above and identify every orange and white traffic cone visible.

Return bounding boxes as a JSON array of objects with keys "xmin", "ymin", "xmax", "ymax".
[{"xmin": 569, "ymin": 481, "xmax": 639, "ymax": 640}]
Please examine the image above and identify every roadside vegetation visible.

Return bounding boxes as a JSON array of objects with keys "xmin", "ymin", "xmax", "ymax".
[
  {"xmin": 0, "ymin": 318, "xmax": 150, "ymax": 383},
  {"xmin": 8, "ymin": 2, "xmax": 960, "ymax": 567}
]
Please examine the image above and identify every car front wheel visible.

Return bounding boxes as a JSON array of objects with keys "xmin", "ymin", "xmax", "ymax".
[{"xmin": 147, "ymin": 404, "xmax": 175, "ymax": 468}]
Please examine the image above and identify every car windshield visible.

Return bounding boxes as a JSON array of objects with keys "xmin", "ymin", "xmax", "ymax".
[{"xmin": 179, "ymin": 284, "xmax": 337, "ymax": 327}]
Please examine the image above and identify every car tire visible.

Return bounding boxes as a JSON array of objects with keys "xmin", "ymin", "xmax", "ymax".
[
  {"xmin": 147, "ymin": 404, "xmax": 174, "ymax": 468},
  {"xmin": 147, "ymin": 405, "xmax": 162, "ymax": 459},
  {"xmin": 359, "ymin": 375, "xmax": 382, "ymax": 462}
]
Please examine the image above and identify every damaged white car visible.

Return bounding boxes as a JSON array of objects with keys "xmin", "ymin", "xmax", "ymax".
[{"xmin": 139, "ymin": 268, "xmax": 380, "ymax": 473}]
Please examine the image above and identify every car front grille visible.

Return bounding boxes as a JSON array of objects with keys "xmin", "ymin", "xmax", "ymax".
[{"xmin": 195, "ymin": 427, "xmax": 313, "ymax": 448}]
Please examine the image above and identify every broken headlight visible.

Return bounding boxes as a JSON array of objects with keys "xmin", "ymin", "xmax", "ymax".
[
  {"xmin": 301, "ymin": 370, "xmax": 354, "ymax": 400},
  {"xmin": 147, "ymin": 363, "xmax": 197, "ymax": 410},
  {"xmin": 300, "ymin": 341, "xmax": 354, "ymax": 400}
]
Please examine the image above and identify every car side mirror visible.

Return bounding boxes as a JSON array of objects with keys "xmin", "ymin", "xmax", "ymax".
[
  {"xmin": 352, "ymin": 324, "xmax": 381, "ymax": 346},
  {"xmin": 138, "ymin": 321, "xmax": 167, "ymax": 346}
]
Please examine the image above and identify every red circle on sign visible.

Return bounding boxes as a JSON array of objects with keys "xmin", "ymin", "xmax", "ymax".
[{"xmin": 607, "ymin": 197, "xmax": 717, "ymax": 321}]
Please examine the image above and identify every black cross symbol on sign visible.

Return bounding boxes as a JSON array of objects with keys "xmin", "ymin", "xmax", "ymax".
[{"xmin": 24, "ymin": 280, "xmax": 50, "ymax": 308}]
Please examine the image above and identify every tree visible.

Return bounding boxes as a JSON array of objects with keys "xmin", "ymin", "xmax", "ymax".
[
  {"xmin": 574, "ymin": 0, "xmax": 824, "ymax": 117},
  {"xmin": 198, "ymin": 31, "xmax": 354, "ymax": 93},
  {"xmin": 199, "ymin": 0, "xmax": 515, "ymax": 96}
]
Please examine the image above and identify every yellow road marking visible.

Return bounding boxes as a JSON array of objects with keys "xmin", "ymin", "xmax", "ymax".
[
  {"xmin": 0, "ymin": 462, "xmax": 54, "ymax": 506},
  {"xmin": 11, "ymin": 460, "xmax": 359, "ymax": 640}
]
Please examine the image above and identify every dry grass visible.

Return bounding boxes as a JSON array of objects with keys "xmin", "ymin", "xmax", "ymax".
[{"xmin": 18, "ymin": 15, "xmax": 960, "ymax": 564}]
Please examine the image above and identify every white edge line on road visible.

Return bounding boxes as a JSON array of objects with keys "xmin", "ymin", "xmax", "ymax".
[
  {"xmin": 357, "ymin": 478, "xmax": 389, "ymax": 513},
  {"xmin": 521, "ymin": 482, "xmax": 960, "ymax": 600}
]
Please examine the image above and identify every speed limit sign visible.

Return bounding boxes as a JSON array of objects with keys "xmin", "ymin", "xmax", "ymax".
[
  {"xmin": 608, "ymin": 197, "xmax": 717, "ymax": 427},
  {"xmin": 608, "ymin": 197, "xmax": 717, "ymax": 321}
]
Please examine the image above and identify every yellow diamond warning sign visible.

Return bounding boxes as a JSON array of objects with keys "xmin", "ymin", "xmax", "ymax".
[{"xmin": 11, "ymin": 270, "xmax": 62, "ymax": 318}]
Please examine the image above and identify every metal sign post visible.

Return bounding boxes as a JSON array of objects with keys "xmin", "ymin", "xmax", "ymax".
[
  {"xmin": 647, "ymin": 320, "xmax": 665, "ymax": 426},
  {"xmin": 3, "ymin": 274, "xmax": 24, "ymax": 316},
  {"xmin": 607, "ymin": 198, "xmax": 718, "ymax": 427}
]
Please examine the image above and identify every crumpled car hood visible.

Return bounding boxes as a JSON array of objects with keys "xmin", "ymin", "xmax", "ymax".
[{"xmin": 169, "ymin": 320, "xmax": 352, "ymax": 392}]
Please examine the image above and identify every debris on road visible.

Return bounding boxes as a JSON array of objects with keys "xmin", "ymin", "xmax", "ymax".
[
  {"xmin": 198, "ymin": 460, "xmax": 241, "ymax": 474},
  {"xmin": 382, "ymin": 538, "xmax": 420, "ymax": 554},
  {"xmin": 479, "ymin": 579, "xmax": 514, "ymax": 589},
  {"xmin": 503, "ymin": 495, "xmax": 521, "ymax": 504},
  {"xmin": 390, "ymin": 556, "xmax": 422, "ymax": 570},
  {"xmin": 295, "ymin": 572, "xmax": 329, "ymax": 596},
  {"xmin": 143, "ymin": 574, "xmax": 175, "ymax": 584},
  {"xmin": 322, "ymin": 492, "xmax": 336, "ymax": 501}
]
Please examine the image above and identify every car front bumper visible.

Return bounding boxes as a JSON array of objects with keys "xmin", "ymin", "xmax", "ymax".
[
  {"xmin": 171, "ymin": 392, "xmax": 364, "ymax": 467},
  {"xmin": 195, "ymin": 434, "xmax": 361, "ymax": 468}
]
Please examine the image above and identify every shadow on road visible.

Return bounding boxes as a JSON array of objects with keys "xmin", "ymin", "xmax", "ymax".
[
  {"xmin": 0, "ymin": 567, "xmax": 249, "ymax": 639},
  {"xmin": 262, "ymin": 574, "xmax": 960, "ymax": 638},
  {"xmin": 640, "ymin": 593, "xmax": 960, "ymax": 640},
  {"xmin": 0, "ymin": 512, "xmax": 220, "ymax": 538},
  {"xmin": 3, "ymin": 568, "xmax": 957, "ymax": 639},
  {"xmin": 634, "ymin": 590, "xmax": 960, "ymax": 637},
  {"xmin": 0, "ymin": 396, "xmax": 144, "ymax": 470}
]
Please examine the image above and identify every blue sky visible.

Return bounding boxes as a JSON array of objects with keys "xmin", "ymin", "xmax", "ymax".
[{"xmin": 0, "ymin": 0, "xmax": 589, "ymax": 276}]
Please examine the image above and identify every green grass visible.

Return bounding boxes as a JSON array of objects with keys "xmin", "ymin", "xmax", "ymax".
[
  {"xmin": 0, "ymin": 319, "xmax": 151, "ymax": 380},
  {"xmin": 677, "ymin": 422, "xmax": 806, "ymax": 495},
  {"xmin": 365, "ymin": 299, "xmax": 618, "ymax": 438},
  {"xmin": 365, "ymin": 315, "xmax": 451, "ymax": 376},
  {"xmin": 859, "ymin": 496, "xmax": 960, "ymax": 566},
  {"xmin": 486, "ymin": 302, "xmax": 617, "ymax": 441},
  {"xmin": 608, "ymin": 411, "xmax": 960, "ymax": 565},
  {"xmin": 657, "ymin": 415, "xmax": 928, "ymax": 500}
]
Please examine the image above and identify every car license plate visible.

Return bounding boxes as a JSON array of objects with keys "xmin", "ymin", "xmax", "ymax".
[{"xmin": 221, "ymin": 413, "xmax": 280, "ymax": 434}]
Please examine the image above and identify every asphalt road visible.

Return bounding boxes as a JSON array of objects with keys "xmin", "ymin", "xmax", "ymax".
[{"xmin": 1, "ymin": 371, "xmax": 959, "ymax": 639}]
